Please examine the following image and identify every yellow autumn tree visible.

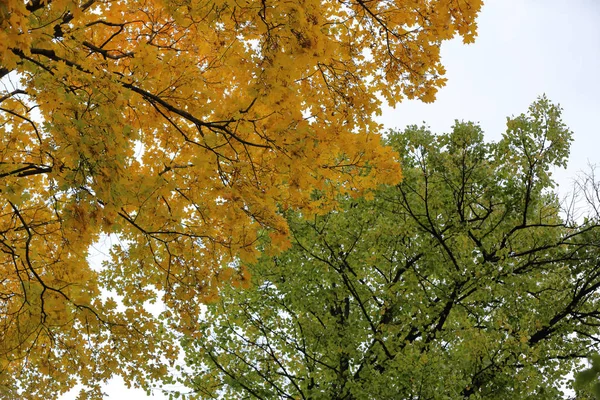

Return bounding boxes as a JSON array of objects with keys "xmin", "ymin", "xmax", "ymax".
[{"xmin": 0, "ymin": 0, "xmax": 481, "ymax": 398}]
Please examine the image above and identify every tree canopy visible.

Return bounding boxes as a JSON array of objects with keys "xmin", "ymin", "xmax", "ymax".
[
  {"xmin": 178, "ymin": 97, "xmax": 600, "ymax": 399},
  {"xmin": 0, "ymin": 0, "xmax": 482, "ymax": 397}
]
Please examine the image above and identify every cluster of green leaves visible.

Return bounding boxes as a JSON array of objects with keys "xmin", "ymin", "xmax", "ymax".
[
  {"xmin": 575, "ymin": 355, "xmax": 600, "ymax": 399},
  {"xmin": 174, "ymin": 97, "xmax": 600, "ymax": 399}
]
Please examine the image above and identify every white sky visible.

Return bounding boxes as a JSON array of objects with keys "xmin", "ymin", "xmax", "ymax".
[{"xmin": 61, "ymin": 0, "xmax": 600, "ymax": 398}]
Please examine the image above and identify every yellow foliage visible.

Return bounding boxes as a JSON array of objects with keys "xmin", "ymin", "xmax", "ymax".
[{"xmin": 0, "ymin": 0, "xmax": 481, "ymax": 396}]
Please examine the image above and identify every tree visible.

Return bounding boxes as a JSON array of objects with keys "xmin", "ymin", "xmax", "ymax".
[
  {"xmin": 0, "ymin": 0, "xmax": 482, "ymax": 397},
  {"xmin": 178, "ymin": 97, "xmax": 600, "ymax": 399}
]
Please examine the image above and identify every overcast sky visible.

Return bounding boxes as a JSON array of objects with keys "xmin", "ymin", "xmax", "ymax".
[{"xmin": 62, "ymin": 0, "xmax": 600, "ymax": 398}]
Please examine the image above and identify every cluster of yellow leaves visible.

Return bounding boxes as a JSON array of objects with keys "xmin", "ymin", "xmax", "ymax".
[{"xmin": 0, "ymin": 0, "xmax": 481, "ymax": 397}]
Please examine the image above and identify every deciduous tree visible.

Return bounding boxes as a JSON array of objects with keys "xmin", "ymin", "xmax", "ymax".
[
  {"xmin": 0, "ymin": 0, "xmax": 482, "ymax": 397},
  {"xmin": 179, "ymin": 98, "xmax": 600, "ymax": 399}
]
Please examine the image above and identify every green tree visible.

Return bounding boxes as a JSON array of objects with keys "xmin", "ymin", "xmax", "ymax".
[{"xmin": 176, "ymin": 97, "xmax": 600, "ymax": 399}]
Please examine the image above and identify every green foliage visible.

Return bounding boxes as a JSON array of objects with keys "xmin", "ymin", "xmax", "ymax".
[
  {"xmin": 174, "ymin": 97, "xmax": 600, "ymax": 399},
  {"xmin": 575, "ymin": 355, "xmax": 600, "ymax": 399}
]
